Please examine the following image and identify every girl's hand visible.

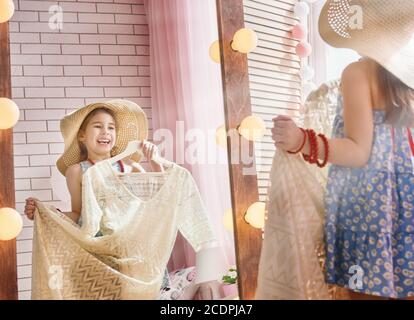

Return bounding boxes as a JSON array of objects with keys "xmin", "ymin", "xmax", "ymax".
[
  {"xmin": 271, "ymin": 115, "xmax": 305, "ymax": 152},
  {"xmin": 24, "ymin": 197, "xmax": 39, "ymax": 220},
  {"xmin": 142, "ymin": 140, "xmax": 158, "ymax": 160},
  {"xmin": 141, "ymin": 140, "xmax": 164, "ymax": 172}
]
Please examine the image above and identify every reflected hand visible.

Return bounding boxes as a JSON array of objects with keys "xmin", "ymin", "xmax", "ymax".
[
  {"xmin": 24, "ymin": 197, "xmax": 39, "ymax": 220},
  {"xmin": 271, "ymin": 115, "xmax": 304, "ymax": 152}
]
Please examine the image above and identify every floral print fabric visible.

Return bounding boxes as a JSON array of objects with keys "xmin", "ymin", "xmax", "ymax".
[{"xmin": 325, "ymin": 96, "xmax": 414, "ymax": 298}]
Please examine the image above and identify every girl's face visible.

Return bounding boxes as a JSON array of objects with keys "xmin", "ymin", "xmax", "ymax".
[{"xmin": 78, "ymin": 112, "xmax": 116, "ymax": 158}]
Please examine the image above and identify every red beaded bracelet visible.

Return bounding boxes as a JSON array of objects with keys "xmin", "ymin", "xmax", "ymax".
[
  {"xmin": 302, "ymin": 129, "xmax": 318, "ymax": 164},
  {"xmin": 302, "ymin": 130, "xmax": 329, "ymax": 168},
  {"xmin": 302, "ymin": 130, "xmax": 312, "ymax": 162},
  {"xmin": 316, "ymin": 133, "xmax": 329, "ymax": 168},
  {"xmin": 287, "ymin": 128, "xmax": 307, "ymax": 154},
  {"xmin": 311, "ymin": 130, "xmax": 319, "ymax": 164}
]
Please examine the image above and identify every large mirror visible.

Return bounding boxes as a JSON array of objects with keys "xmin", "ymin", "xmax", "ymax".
[
  {"xmin": 240, "ymin": 0, "xmax": 339, "ymax": 299},
  {"xmin": 1, "ymin": 0, "xmax": 238, "ymax": 300},
  {"xmin": 240, "ymin": 0, "xmax": 402, "ymax": 301}
]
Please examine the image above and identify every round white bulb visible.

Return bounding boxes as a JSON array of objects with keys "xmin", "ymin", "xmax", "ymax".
[
  {"xmin": 0, "ymin": 0, "xmax": 15, "ymax": 23},
  {"xmin": 0, "ymin": 207, "xmax": 23, "ymax": 241},
  {"xmin": 238, "ymin": 115, "xmax": 266, "ymax": 142},
  {"xmin": 244, "ymin": 202, "xmax": 265, "ymax": 229},
  {"xmin": 222, "ymin": 208, "xmax": 234, "ymax": 232},
  {"xmin": 0, "ymin": 98, "xmax": 20, "ymax": 129},
  {"xmin": 209, "ymin": 40, "xmax": 221, "ymax": 64},
  {"xmin": 231, "ymin": 28, "xmax": 258, "ymax": 54},
  {"xmin": 216, "ymin": 124, "xmax": 227, "ymax": 148}
]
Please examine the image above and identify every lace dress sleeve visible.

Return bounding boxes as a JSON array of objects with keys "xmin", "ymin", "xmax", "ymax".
[{"xmin": 176, "ymin": 169, "xmax": 218, "ymax": 252}]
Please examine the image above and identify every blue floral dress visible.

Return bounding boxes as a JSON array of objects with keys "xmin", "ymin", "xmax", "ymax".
[{"xmin": 325, "ymin": 96, "xmax": 414, "ymax": 298}]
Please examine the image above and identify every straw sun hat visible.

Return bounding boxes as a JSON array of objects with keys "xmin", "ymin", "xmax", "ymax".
[
  {"xmin": 319, "ymin": 0, "xmax": 414, "ymax": 89},
  {"xmin": 56, "ymin": 99, "xmax": 148, "ymax": 176}
]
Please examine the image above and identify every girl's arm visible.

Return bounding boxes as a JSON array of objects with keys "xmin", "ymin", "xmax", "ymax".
[
  {"xmin": 306, "ymin": 61, "xmax": 374, "ymax": 167},
  {"xmin": 273, "ymin": 61, "xmax": 375, "ymax": 168},
  {"xmin": 63, "ymin": 164, "xmax": 82, "ymax": 223}
]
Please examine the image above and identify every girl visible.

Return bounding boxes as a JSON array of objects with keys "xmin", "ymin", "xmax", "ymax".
[
  {"xmin": 24, "ymin": 100, "xmax": 221, "ymax": 299},
  {"xmin": 272, "ymin": 0, "xmax": 414, "ymax": 300},
  {"xmin": 24, "ymin": 101, "xmax": 163, "ymax": 224}
]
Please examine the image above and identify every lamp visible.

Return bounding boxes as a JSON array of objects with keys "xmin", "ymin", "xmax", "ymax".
[
  {"xmin": 296, "ymin": 42, "xmax": 312, "ymax": 58},
  {"xmin": 291, "ymin": 23, "xmax": 307, "ymax": 41},
  {"xmin": 0, "ymin": 207, "xmax": 23, "ymax": 241},
  {"xmin": 244, "ymin": 202, "xmax": 265, "ymax": 229},
  {"xmin": 0, "ymin": 0, "xmax": 15, "ymax": 23},
  {"xmin": 231, "ymin": 28, "xmax": 258, "ymax": 54},
  {"xmin": 0, "ymin": 98, "xmax": 20, "ymax": 129},
  {"xmin": 238, "ymin": 115, "xmax": 266, "ymax": 141},
  {"xmin": 209, "ymin": 40, "xmax": 221, "ymax": 63},
  {"xmin": 222, "ymin": 208, "xmax": 233, "ymax": 232},
  {"xmin": 215, "ymin": 124, "xmax": 227, "ymax": 148}
]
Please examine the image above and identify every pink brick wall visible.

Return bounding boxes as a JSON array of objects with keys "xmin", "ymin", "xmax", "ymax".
[{"xmin": 10, "ymin": 0, "xmax": 152, "ymax": 299}]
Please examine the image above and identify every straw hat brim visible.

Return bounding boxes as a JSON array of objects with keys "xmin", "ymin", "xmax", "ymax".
[
  {"xmin": 318, "ymin": 0, "xmax": 414, "ymax": 89},
  {"xmin": 56, "ymin": 99, "xmax": 148, "ymax": 176}
]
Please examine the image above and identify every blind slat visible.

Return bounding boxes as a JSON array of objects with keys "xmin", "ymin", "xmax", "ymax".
[
  {"xmin": 250, "ymin": 82, "xmax": 300, "ymax": 96},
  {"xmin": 249, "ymin": 67, "xmax": 300, "ymax": 82},
  {"xmin": 250, "ymin": 0, "xmax": 296, "ymax": 12},
  {"xmin": 244, "ymin": 7, "xmax": 298, "ymax": 27}
]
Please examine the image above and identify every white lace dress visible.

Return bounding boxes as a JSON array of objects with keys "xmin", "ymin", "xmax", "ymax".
[{"xmin": 32, "ymin": 159, "xmax": 219, "ymax": 299}]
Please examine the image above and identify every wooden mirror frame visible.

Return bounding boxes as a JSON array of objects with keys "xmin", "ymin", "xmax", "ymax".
[
  {"xmin": 0, "ymin": 20, "xmax": 18, "ymax": 300},
  {"xmin": 216, "ymin": 0, "xmax": 262, "ymax": 300}
]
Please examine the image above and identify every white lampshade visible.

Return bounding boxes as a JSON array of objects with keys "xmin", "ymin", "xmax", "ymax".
[
  {"xmin": 0, "ymin": 207, "xmax": 23, "ymax": 241},
  {"xmin": 0, "ymin": 0, "xmax": 15, "ymax": 23},
  {"xmin": 244, "ymin": 202, "xmax": 265, "ymax": 229},
  {"xmin": 209, "ymin": 40, "xmax": 221, "ymax": 63},
  {"xmin": 231, "ymin": 28, "xmax": 258, "ymax": 54},
  {"xmin": 238, "ymin": 115, "xmax": 266, "ymax": 141},
  {"xmin": 222, "ymin": 208, "xmax": 234, "ymax": 232},
  {"xmin": 215, "ymin": 124, "xmax": 227, "ymax": 148},
  {"xmin": 0, "ymin": 98, "xmax": 20, "ymax": 129}
]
